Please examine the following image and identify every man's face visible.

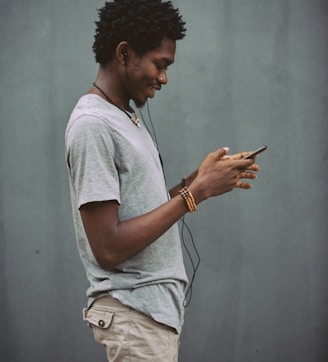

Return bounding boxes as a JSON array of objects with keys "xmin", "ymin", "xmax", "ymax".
[{"xmin": 124, "ymin": 38, "xmax": 176, "ymax": 108}]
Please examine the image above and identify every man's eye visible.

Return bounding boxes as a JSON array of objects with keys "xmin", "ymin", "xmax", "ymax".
[{"xmin": 156, "ymin": 63, "xmax": 167, "ymax": 71}]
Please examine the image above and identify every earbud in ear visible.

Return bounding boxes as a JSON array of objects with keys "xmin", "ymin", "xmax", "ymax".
[{"xmin": 123, "ymin": 52, "xmax": 128, "ymax": 65}]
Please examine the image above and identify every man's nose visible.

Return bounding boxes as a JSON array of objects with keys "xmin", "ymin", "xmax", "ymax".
[{"xmin": 158, "ymin": 70, "xmax": 168, "ymax": 84}]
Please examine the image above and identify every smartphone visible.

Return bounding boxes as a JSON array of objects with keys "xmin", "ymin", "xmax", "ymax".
[{"xmin": 242, "ymin": 145, "xmax": 267, "ymax": 159}]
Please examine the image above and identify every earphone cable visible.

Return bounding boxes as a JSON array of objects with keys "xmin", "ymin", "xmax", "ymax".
[
  {"xmin": 180, "ymin": 214, "xmax": 200, "ymax": 307},
  {"xmin": 137, "ymin": 101, "xmax": 201, "ymax": 307}
]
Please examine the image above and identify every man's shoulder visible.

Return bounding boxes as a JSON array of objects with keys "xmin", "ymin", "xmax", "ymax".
[
  {"xmin": 67, "ymin": 94, "xmax": 123, "ymax": 134},
  {"xmin": 70, "ymin": 94, "xmax": 110, "ymax": 120}
]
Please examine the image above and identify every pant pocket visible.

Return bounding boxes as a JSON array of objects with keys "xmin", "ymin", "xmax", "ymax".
[
  {"xmin": 83, "ymin": 306, "xmax": 125, "ymax": 360},
  {"xmin": 83, "ymin": 306, "xmax": 114, "ymax": 329}
]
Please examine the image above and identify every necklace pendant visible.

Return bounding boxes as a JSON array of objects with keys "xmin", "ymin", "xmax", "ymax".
[{"xmin": 133, "ymin": 114, "xmax": 141, "ymax": 128}]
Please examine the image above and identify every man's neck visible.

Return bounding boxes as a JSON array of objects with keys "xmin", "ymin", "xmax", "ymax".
[{"xmin": 91, "ymin": 66, "xmax": 130, "ymax": 110}]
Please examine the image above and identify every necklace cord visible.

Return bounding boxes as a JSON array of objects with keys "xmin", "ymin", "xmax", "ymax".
[{"xmin": 92, "ymin": 82, "xmax": 140, "ymax": 127}]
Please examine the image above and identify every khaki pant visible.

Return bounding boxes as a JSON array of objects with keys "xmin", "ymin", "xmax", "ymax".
[{"xmin": 83, "ymin": 295, "xmax": 180, "ymax": 361}]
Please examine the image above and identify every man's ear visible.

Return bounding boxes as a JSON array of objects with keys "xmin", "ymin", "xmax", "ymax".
[{"xmin": 116, "ymin": 41, "xmax": 129, "ymax": 66}]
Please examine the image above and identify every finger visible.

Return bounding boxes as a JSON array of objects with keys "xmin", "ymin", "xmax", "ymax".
[
  {"xmin": 233, "ymin": 158, "xmax": 255, "ymax": 170},
  {"xmin": 239, "ymin": 171, "xmax": 257, "ymax": 180},
  {"xmin": 235, "ymin": 180, "xmax": 253, "ymax": 189},
  {"xmin": 212, "ymin": 147, "xmax": 230, "ymax": 159},
  {"xmin": 245, "ymin": 163, "xmax": 260, "ymax": 172},
  {"xmin": 229, "ymin": 151, "xmax": 252, "ymax": 160}
]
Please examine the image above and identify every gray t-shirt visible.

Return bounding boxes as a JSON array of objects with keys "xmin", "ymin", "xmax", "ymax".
[{"xmin": 65, "ymin": 94, "xmax": 188, "ymax": 333}]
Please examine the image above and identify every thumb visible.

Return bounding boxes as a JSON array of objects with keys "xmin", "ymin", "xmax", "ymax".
[{"xmin": 214, "ymin": 146, "xmax": 230, "ymax": 159}]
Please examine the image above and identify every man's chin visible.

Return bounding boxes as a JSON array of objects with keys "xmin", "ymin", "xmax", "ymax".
[{"xmin": 133, "ymin": 98, "xmax": 147, "ymax": 109}]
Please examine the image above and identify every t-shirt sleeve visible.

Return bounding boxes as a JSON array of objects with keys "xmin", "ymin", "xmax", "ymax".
[{"xmin": 66, "ymin": 115, "xmax": 121, "ymax": 208}]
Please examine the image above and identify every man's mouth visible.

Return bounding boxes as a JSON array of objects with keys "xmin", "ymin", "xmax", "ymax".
[
  {"xmin": 148, "ymin": 85, "xmax": 161, "ymax": 91},
  {"xmin": 147, "ymin": 85, "xmax": 161, "ymax": 99}
]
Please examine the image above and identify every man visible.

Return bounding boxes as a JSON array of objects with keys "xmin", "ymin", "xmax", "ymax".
[{"xmin": 65, "ymin": 0, "xmax": 259, "ymax": 361}]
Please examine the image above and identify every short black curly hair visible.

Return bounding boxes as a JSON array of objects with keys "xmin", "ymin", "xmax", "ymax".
[{"xmin": 93, "ymin": 0, "xmax": 186, "ymax": 66}]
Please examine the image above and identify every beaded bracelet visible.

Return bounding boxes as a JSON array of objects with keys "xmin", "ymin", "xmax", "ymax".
[{"xmin": 179, "ymin": 187, "xmax": 197, "ymax": 212}]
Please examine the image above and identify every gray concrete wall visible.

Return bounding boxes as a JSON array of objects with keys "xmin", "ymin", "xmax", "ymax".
[{"xmin": 1, "ymin": 0, "xmax": 327, "ymax": 361}]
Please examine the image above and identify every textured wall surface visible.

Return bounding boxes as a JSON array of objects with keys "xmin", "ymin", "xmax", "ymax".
[{"xmin": 1, "ymin": 0, "xmax": 327, "ymax": 361}]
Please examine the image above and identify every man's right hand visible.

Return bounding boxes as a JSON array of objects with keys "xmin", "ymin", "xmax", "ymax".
[{"xmin": 188, "ymin": 148, "xmax": 257, "ymax": 203}]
